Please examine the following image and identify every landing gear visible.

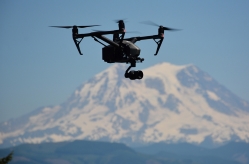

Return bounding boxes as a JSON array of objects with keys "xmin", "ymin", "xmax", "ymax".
[{"xmin": 124, "ymin": 58, "xmax": 144, "ymax": 80}]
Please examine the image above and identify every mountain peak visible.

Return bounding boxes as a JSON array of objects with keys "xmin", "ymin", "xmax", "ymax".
[
  {"xmin": 94, "ymin": 62, "xmax": 192, "ymax": 82},
  {"xmin": 91, "ymin": 63, "xmax": 130, "ymax": 85},
  {"xmin": 143, "ymin": 62, "xmax": 189, "ymax": 78}
]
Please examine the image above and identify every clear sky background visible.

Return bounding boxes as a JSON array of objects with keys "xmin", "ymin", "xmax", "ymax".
[{"xmin": 0, "ymin": 0, "xmax": 249, "ymax": 122}]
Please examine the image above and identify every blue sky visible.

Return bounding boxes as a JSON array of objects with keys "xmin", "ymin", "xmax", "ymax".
[{"xmin": 0, "ymin": 0, "xmax": 249, "ymax": 122}]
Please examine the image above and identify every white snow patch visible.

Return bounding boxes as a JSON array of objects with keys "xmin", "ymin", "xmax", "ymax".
[{"xmin": 207, "ymin": 90, "xmax": 220, "ymax": 101}]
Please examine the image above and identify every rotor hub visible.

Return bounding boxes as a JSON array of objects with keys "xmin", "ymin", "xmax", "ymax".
[{"xmin": 118, "ymin": 20, "xmax": 125, "ymax": 31}]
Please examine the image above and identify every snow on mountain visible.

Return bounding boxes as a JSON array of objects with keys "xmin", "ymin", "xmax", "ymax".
[{"xmin": 1, "ymin": 62, "xmax": 249, "ymax": 148}]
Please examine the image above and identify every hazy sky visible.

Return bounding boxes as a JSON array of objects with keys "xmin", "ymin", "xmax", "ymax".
[{"xmin": 1, "ymin": 0, "xmax": 249, "ymax": 122}]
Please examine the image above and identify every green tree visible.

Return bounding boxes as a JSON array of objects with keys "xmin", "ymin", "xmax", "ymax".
[{"xmin": 0, "ymin": 151, "xmax": 13, "ymax": 164}]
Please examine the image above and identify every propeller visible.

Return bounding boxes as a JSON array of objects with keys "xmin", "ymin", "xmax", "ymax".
[
  {"xmin": 49, "ymin": 25, "xmax": 100, "ymax": 29},
  {"xmin": 140, "ymin": 21, "xmax": 179, "ymax": 31}
]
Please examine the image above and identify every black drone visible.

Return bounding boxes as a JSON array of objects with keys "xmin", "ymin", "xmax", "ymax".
[{"xmin": 50, "ymin": 20, "xmax": 178, "ymax": 80}]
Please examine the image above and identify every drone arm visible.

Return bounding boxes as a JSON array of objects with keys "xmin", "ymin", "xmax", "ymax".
[
  {"xmin": 126, "ymin": 35, "xmax": 160, "ymax": 43},
  {"xmin": 75, "ymin": 30, "xmax": 123, "ymax": 38},
  {"xmin": 73, "ymin": 36, "xmax": 83, "ymax": 55},
  {"xmin": 95, "ymin": 35, "xmax": 120, "ymax": 48},
  {"xmin": 126, "ymin": 35, "xmax": 164, "ymax": 55},
  {"xmin": 92, "ymin": 36, "xmax": 107, "ymax": 46},
  {"xmin": 154, "ymin": 38, "xmax": 164, "ymax": 56},
  {"xmin": 74, "ymin": 31, "xmax": 123, "ymax": 48}
]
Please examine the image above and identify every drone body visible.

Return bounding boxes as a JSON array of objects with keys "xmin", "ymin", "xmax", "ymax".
[
  {"xmin": 50, "ymin": 21, "xmax": 177, "ymax": 80},
  {"xmin": 102, "ymin": 40, "xmax": 140, "ymax": 63}
]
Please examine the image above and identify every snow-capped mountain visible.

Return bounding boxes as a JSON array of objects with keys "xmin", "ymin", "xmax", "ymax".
[{"xmin": 1, "ymin": 62, "xmax": 249, "ymax": 148}]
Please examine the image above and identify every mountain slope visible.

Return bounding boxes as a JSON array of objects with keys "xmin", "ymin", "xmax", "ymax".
[{"xmin": 1, "ymin": 62, "xmax": 249, "ymax": 148}]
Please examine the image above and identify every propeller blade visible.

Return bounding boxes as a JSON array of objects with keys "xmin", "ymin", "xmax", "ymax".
[
  {"xmin": 140, "ymin": 21, "xmax": 159, "ymax": 27},
  {"xmin": 49, "ymin": 26, "xmax": 73, "ymax": 29},
  {"xmin": 163, "ymin": 27, "xmax": 180, "ymax": 31},
  {"xmin": 140, "ymin": 21, "xmax": 180, "ymax": 31},
  {"xmin": 77, "ymin": 25, "xmax": 100, "ymax": 28},
  {"xmin": 49, "ymin": 25, "xmax": 100, "ymax": 29}
]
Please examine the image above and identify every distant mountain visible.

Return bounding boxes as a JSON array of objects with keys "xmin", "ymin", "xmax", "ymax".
[
  {"xmin": 0, "ymin": 140, "xmax": 246, "ymax": 164},
  {"xmin": 0, "ymin": 140, "xmax": 150, "ymax": 164},
  {"xmin": 135, "ymin": 142, "xmax": 249, "ymax": 164},
  {"xmin": 1, "ymin": 62, "xmax": 249, "ymax": 149}
]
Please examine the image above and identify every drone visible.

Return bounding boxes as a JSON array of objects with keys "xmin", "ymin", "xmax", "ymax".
[{"xmin": 50, "ymin": 20, "xmax": 178, "ymax": 80}]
